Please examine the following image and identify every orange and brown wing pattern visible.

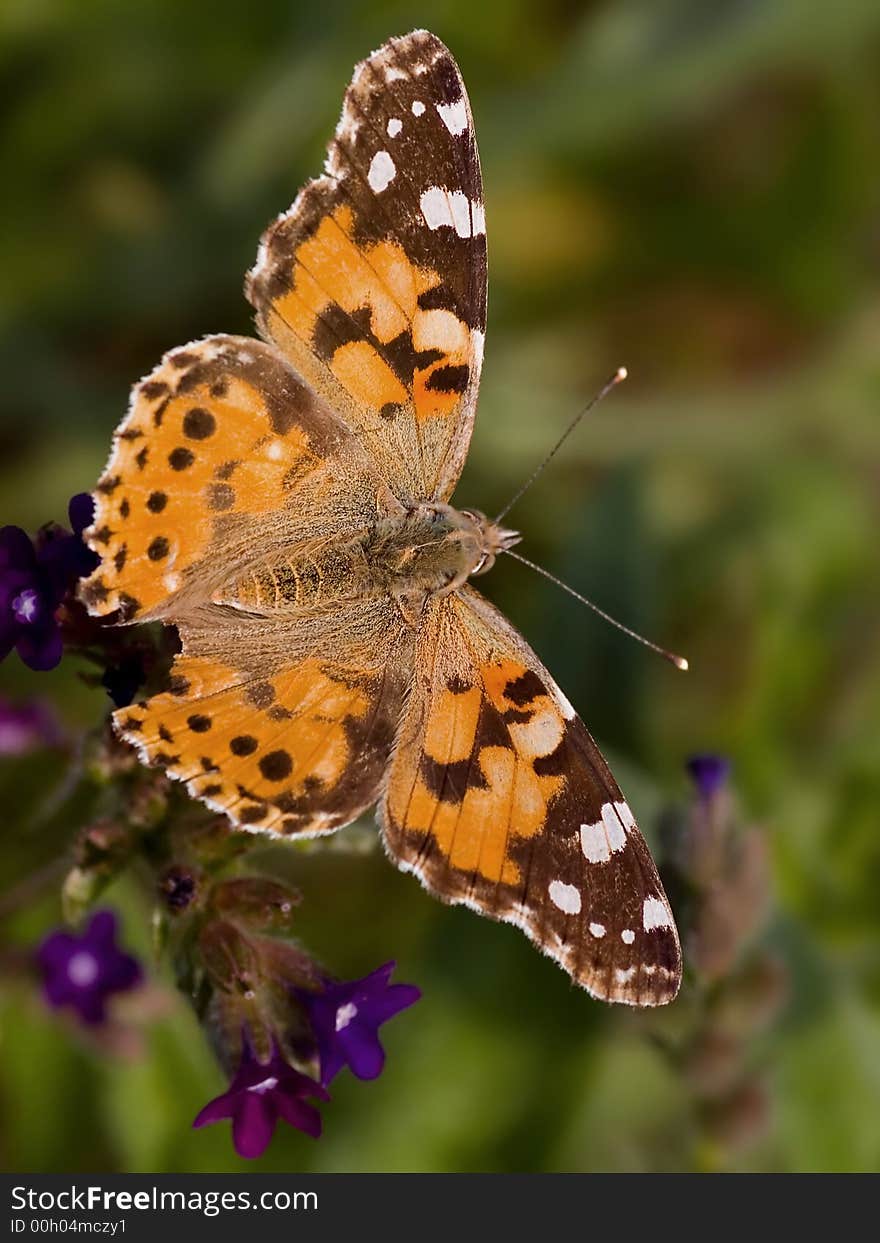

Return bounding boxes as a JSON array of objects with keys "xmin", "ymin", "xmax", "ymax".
[
  {"xmin": 80, "ymin": 335, "xmax": 374, "ymax": 622},
  {"xmin": 247, "ymin": 30, "xmax": 486, "ymax": 504},
  {"xmin": 381, "ymin": 588, "xmax": 682, "ymax": 1005},
  {"xmin": 116, "ymin": 602, "xmax": 413, "ymax": 835}
]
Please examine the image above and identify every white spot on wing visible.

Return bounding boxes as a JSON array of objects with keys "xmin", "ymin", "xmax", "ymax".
[
  {"xmin": 368, "ymin": 150, "xmax": 396, "ymax": 193},
  {"xmin": 471, "ymin": 200, "xmax": 486, "ymax": 235},
  {"xmin": 387, "ymin": 117, "xmax": 402, "ymax": 137},
  {"xmin": 472, "ymin": 328, "xmax": 485, "ymax": 376},
  {"xmin": 555, "ymin": 688, "xmax": 576, "ymax": 720},
  {"xmin": 411, "ymin": 99, "xmax": 425, "ymax": 116},
  {"xmin": 589, "ymin": 922, "xmax": 606, "ymax": 939},
  {"xmin": 580, "ymin": 803, "xmax": 628, "ymax": 863},
  {"xmin": 420, "ymin": 186, "xmax": 453, "ymax": 231},
  {"xmin": 385, "ymin": 66, "xmax": 406, "ymax": 82},
  {"xmin": 548, "ymin": 880, "xmax": 581, "ymax": 915},
  {"xmin": 450, "ymin": 191, "xmax": 473, "ymax": 238},
  {"xmin": 510, "ymin": 707, "xmax": 563, "ymax": 757},
  {"xmin": 621, "ymin": 929, "xmax": 635, "ymax": 945},
  {"xmin": 615, "ymin": 800, "xmax": 637, "ymax": 831},
  {"xmin": 580, "ymin": 820, "xmax": 610, "ymax": 863},
  {"xmin": 419, "ymin": 187, "xmax": 481, "ymax": 238},
  {"xmin": 602, "ymin": 802, "xmax": 628, "ymax": 852},
  {"xmin": 643, "ymin": 895, "xmax": 672, "ymax": 932},
  {"xmin": 436, "ymin": 96, "xmax": 468, "ymax": 136},
  {"xmin": 615, "ymin": 966, "xmax": 636, "ymax": 984}
]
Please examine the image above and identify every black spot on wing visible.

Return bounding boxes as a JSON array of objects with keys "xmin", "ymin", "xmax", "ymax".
[
  {"xmin": 420, "ymin": 755, "xmax": 487, "ymax": 803},
  {"xmin": 504, "ymin": 670, "xmax": 546, "ymax": 707}
]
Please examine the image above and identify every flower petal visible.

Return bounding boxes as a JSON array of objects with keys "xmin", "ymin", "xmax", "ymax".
[
  {"xmin": 74, "ymin": 988, "xmax": 108, "ymax": 1026},
  {"xmin": 339, "ymin": 1022, "xmax": 386, "ymax": 1081},
  {"xmin": 317, "ymin": 1043, "xmax": 346, "ymax": 1086},
  {"xmin": 37, "ymin": 930, "xmax": 77, "ymax": 970},
  {"xmin": 86, "ymin": 910, "xmax": 119, "ymax": 947},
  {"xmin": 0, "ymin": 526, "xmax": 36, "ymax": 571},
  {"xmin": 16, "ymin": 626, "xmax": 63, "ymax": 672},
  {"xmin": 192, "ymin": 1091, "xmax": 236, "ymax": 1129},
  {"xmin": 363, "ymin": 982, "xmax": 422, "ymax": 1024},
  {"xmin": 103, "ymin": 952, "xmax": 143, "ymax": 993},
  {"xmin": 274, "ymin": 1092, "xmax": 323, "ymax": 1139},
  {"xmin": 68, "ymin": 494, "xmax": 95, "ymax": 536},
  {"xmin": 232, "ymin": 1094, "xmax": 276, "ymax": 1160}
]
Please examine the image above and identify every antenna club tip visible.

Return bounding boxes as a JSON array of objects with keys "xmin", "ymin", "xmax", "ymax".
[
  {"xmin": 673, "ymin": 656, "xmax": 689, "ymax": 672},
  {"xmin": 615, "ymin": 366, "xmax": 628, "ymax": 382}
]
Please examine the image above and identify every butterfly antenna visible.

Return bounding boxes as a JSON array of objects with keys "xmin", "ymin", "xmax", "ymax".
[
  {"xmin": 494, "ymin": 366, "xmax": 628, "ymax": 525},
  {"xmin": 504, "ymin": 548, "xmax": 689, "ymax": 671}
]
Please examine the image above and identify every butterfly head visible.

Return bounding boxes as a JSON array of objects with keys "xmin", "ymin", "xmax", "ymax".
[{"xmin": 459, "ymin": 509, "xmax": 520, "ymax": 578}]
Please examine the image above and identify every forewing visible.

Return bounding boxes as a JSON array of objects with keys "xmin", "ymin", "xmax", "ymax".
[
  {"xmin": 247, "ymin": 29, "xmax": 487, "ymax": 503},
  {"xmin": 381, "ymin": 587, "xmax": 681, "ymax": 1005},
  {"xmin": 80, "ymin": 334, "xmax": 377, "ymax": 622}
]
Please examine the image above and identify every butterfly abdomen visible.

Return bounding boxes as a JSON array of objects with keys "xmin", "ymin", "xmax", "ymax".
[{"xmin": 213, "ymin": 537, "xmax": 371, "ymax": 613}]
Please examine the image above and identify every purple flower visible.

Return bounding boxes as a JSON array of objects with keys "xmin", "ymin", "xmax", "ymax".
[
  {"xmin": 0, "ymin": 697, "xmax": 63, "ymax": 755},
  {"xmin": 301, "ymin": 961, "xmax": 421, "ymax": 1085},
  {"xmin": 687, "ymin": 754, "xmax": 732, "ymax": 801},
  {"xmin": 193, "ymin": 1043, "xmax": 329, "ymax": 1159},
  {"xmin": 37, "ymin": 494, "xmax": 101, "ymax": 590},
  {"xmin": 37, "ymin": 909, "xmax": 142, "ymax": 1025},
  {"xmin": 0, "ymin": 494, "xmax": 99, "ymax": 672},
  {"xmin": 0, "ymin": 526, "xmax": 64, "ymax": 670}
]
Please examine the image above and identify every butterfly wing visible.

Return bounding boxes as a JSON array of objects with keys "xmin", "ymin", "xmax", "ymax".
[
  {"xmin": 380, "ymin": 586, "xmax": 682, "ymax": 1005},
  {"xmin": 81, "ymin": 333, "xmax": 411, "ymax": 835},
  {"xmin": 246, "ymin": 30, "xmax": 487, "ymax": 504},
  {"xmin": 81, "ymin": 334, "xmax": 379, "ymax": 623},
  {"xmin": 115, "ymin": 600, "xmax": 413, "ymax": 835}
]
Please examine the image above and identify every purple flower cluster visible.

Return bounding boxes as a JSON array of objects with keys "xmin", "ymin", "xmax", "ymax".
[
  {"xmin": 0, "ymin": 495, "xmax": 98, "ymax": 671},
  {"xmin": 37, "ymin": 909, "xmax": 142, "ymax": 1025},
  {"xmin": 194, "ymin": 961, "xmax": 420, "ymax": 1159}
]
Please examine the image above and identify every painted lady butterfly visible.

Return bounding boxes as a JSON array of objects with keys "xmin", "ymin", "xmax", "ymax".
[{"xmin": 82, "ymin": 30, "xmax": 681, "ymax": 1005}]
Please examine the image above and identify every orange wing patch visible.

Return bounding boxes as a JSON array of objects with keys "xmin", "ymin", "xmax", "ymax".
[
  {"xmin": 265, "ymin": 204, "xmax": 471, "ymax": 423},
  {"xmin": 81, "ymin": 336, "xmax": 334, "ymax": 621},
  {"xmin": 386, "ymin": 684, "xmax": 564, "ymax": 887},
  {"xmin": 117, "ymin": 653, "xmax": 399, "ymax": 835},
  {"xmin": 384, "ymin": 629, "xmax": 565, "ymax": 890}
]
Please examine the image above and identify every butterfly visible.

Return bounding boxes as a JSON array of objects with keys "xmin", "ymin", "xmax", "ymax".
[{"xmin": 81, "ymin": 30, "xmax": 681, "ymax": 1005}]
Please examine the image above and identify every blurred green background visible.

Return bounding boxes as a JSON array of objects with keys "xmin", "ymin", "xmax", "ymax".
[{"xmin": 2, "ymin": 0, "xmax": 879, "ymax": 1173}]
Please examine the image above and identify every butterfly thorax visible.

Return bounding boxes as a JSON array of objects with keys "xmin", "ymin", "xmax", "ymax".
[
  {"xmin": 365, "ymin": 500, "xmax": 517, "ymax": 597},
  {"xmin": 215, "ymin": 503, "xmax": 518, "ymax": 620}
]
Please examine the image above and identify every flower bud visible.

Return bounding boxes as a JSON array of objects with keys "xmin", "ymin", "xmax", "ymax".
[{"xmin": 211, "ymin": 877, "xmax": 300, "ymax": 931}]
